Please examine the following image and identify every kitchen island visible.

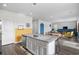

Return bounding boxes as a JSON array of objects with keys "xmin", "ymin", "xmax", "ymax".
[{"xmin": 22, "ymin": 34, "xmax": 59, "ymax": 55}]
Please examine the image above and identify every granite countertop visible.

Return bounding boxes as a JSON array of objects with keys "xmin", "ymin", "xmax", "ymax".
[{"xmin": 23, "ymin": 34, "xmax": 59, "ymax": 43}]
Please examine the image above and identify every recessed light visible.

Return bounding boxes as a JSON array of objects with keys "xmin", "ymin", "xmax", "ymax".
[
  {"xmin": 32, "ymin": 3, "xmax": 37, "ymax": 6},
  {"xmin": 30, "ymin": 12, "xmax": 32, "ymax": 15},
  {"xmin": 3, "ymin": 4, "xmax": 7, "ymax": 7},
  {"xmin": 40, "ymin": 16, "xmax": 45, "ymax": 20},
  {"xmin": 50, "ymin": 16, "xmax": 53, "ymax": 18}
]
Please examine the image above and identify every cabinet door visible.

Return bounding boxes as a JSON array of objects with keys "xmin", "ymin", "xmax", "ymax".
[
  {"xmin": 22, "ymin": 37, "xmax": 26, "ymax": 47},
  {"xmin": 26, "ymin": 37, "xmax": 31, "ymax": 49},
  {"xmin": 26, "ymin": 37, "xmax": 29, "ymax": 48},
  {"xmin": 41, "ymin": 42, "xmax": 47, "ymax": 55},
  {"xmin": 31, "ymin": 39, "xmax": 37, "ymax": 54},
  {"xmin": 37, "ymin": 40, "xmax": 47, "ymax": 55},
  {"xmin": 36, "ymin": 40, "xmax": 39, "ymax": 54},
  {"xmin": 29, "ymin": 38, "xmax": 32, "ymax": 50}
]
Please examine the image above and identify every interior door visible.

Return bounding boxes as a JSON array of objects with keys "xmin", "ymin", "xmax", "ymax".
[{"xmin": 40, "ymin": 23, "xmax": 44, "ymax": 34}]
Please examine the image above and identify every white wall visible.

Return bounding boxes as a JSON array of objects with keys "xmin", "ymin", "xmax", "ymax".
[
  {"xmin": 32, "ymin": 19, "xmax": 39, "ymax": 34},
  {"xmin": 52, "ymin": 17, "xmax": 77, "ymax": 22},
  {"xmin": 52, "ymin": 21, "xmax": 77, "ymax": 29},
  {"xmin": 52, "ymin": 17, "xmax": 77, "ymax": 29},
  {"xmin": 14, "ymin": 18, "xmax": 32, "ymax": 29},
  {"xmin": 77, "ymin": 17, "xmax": 79, "ymax": 32},
  {"xmin": 44, "ymin": 21, "xmax": 52, "ymax": 33},
  {"xmin": 77, "ymin": 17, "xmax": 79, "ymax": 22},
  {"xmin": 0, "ymin": 10, "xmax": 32, "ymax": 45}
]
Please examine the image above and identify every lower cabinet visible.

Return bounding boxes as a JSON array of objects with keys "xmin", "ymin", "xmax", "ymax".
[{"xmin": 25, "ymin": 36, "xmax": 55, "ymax": 55}]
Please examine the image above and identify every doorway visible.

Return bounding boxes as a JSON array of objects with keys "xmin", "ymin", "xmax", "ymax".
[{"xmin": 40, "ymin": 23, "xmax": 44, "ymax": 34}]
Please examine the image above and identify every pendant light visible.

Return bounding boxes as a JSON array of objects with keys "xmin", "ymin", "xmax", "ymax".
[{"xmin": 2, "ymin": 4, "xmax": 7, "ymax": 7}]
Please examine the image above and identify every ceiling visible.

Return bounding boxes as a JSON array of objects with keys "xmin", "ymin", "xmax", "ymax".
[{"xmin": 0, "ymin": 3, "xmax": 79, "ymax": 20}]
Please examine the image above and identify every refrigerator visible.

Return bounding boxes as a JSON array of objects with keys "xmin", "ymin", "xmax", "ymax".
[{"xmin": 0, "ymin": 32, "xmax": 1, "ymax": 54}]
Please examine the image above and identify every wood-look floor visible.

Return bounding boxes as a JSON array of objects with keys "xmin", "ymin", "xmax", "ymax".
[
  {"xmin": 56, "ymin": 45, "xmax": 79, "ymax": 55},
  {"xmin": 2, "ymin": 42, "xmax": 79, "ymax": 55},
  {"xmin": 2, "ymin": 43, "xmax": 32, "ymax": 55}
]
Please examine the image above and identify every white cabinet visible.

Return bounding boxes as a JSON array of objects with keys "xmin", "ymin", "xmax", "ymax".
[{"xmin": 25, "ymin": 36, "xmax": 56, "ymax": 55}]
